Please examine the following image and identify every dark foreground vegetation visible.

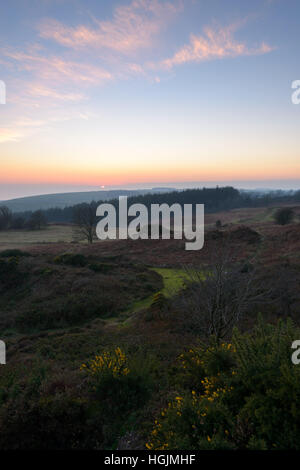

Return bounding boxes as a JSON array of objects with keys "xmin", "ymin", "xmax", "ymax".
[{"xmin": 1, "ymin": 209, "xmax": 300, "ymax": 449}]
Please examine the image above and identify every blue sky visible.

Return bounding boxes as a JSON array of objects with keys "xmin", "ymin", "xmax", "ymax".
[{"xmin": 0, "ymin": 0, "xmax": 300, "ymax": 199}]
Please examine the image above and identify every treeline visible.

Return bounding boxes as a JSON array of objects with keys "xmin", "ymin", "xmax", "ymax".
[
  {"xmin": 0, "ymin": 207, "xmax": 47, "ymax": 231},
  {"xmin": 2, "ymin": 186, "xmax": 300, "ymax": 228}
]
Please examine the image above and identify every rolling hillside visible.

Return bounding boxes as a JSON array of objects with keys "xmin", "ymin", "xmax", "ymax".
[{"xmin": 1, "ymin": 188, "xmax": 176, "ymax": 212}]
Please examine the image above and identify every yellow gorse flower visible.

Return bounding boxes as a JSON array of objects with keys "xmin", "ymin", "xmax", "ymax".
[
  {"xmin": 80, "ymin": 347, "xmax": 130, "ymax": 378},
  {"xmin": 146, "ymin": 342, "xmax": 236, "ymax": 450}
]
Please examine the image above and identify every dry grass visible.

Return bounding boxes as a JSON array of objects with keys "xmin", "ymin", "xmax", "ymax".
[
  {"xmin": 1, "ymin": 203, "xmax": 300, "ymax": 265},
  {"xmin": 205, "ymin": 202, "xmax": 300, "ymax": 228},
  {"xmin": 0, "ymin": 224, "xmax": 76, "ymax": 249}
]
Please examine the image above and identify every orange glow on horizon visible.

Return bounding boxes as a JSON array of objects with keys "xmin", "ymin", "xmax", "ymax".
[{"xmin": 1, "ymin": 163, "xmax": 300, "ymax": 186}]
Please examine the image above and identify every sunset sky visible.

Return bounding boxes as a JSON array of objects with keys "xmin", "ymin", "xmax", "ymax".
[{"xmin": 0, "ymin": 0, "xmax": 300, "ymax": 200}]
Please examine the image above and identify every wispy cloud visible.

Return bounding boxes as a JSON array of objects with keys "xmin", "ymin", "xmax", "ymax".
[
  {"xmin": 38, "ymin": 0, "xmax": 182, "ymax": 54},
  {"xmin": 2, "ymin": 3, "xmax": 274, "ymax": 105},
  {"xmin": 25, "ymin": 84, "xmax": 86, "ymax": 102},
  {"xmin": 0, "ymin": 1, "xmax": 275, "ymax": 146},
  {"xmin": 3, "ymin": 49, "xmax": 113, "ymax": 85},
  {"xmin": 160, "ymin": 23, "xmax": 274, "ymax": 69}
]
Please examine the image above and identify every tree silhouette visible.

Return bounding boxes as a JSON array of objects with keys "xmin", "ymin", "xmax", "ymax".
[{"xmin": 274, "ymin": 207, "xmax": 294, "ymax": 225}]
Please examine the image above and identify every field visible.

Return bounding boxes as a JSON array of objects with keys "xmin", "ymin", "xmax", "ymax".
[
  {"xmin": 0, "ymin": 224, "xmax": 75, "ymax": 248},
  {"xmin": 1, "ymin": 203, "xmax": 300, "ymax": 450},
  {"xmin": 1, "ymin": 201, "xmax": 299, "ymax": 251}
]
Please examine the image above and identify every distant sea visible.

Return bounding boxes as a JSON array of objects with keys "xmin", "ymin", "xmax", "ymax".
[{"xmin": 1, "ymin": 179, "xmax": 300, "ymax": 201}]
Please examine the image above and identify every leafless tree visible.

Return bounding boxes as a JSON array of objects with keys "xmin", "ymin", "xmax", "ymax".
[
  {"xmin": 0, "ymin": 206, "xmax": 12, "ymax": 230},
  {"xmin": 177, "ymin": 238, "xmax": 271, "ymax": 342},
  {"xmin": 27, "ymin": 210, "xmax": 47, "ymax": 230},
  {"xmin": 73, "ymin": 202, "xmax": 98, "ymax": 244}
]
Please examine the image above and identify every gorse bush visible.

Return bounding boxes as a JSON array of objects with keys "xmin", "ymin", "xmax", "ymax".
[
  {"xmin": 81, "ymin": 347, "xmax": 152, "ymax": 410},
  {"xmin": 147, "ymin": 342, "xmax": 236, "ymax": 450},
  {"xmin": 175, "ymin": 342, "xmax": 235, "ymax": 391},
  {"xmin": 80, "ymin": 347, "xmax": 154, "ymax": 447},
  {"xmin": 81, "ymin": 347, "xmax": 130, "ymax": 378},
  {"xmin": 1, "ymin": 319, "xmax": 300, "ymax": 450},
  {"xmin": 146, "ymin": 319, "xmax": 300, "ymax": 450},
  {"xmin": 146, "ymin": 390, "xmax": 235, "ymax": 450},
  {"xmin": 231, "ymin": 318, "xmax": 300, "ymax": 449}
]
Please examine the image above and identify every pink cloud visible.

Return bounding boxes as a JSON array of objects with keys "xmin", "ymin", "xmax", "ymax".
[
  {"xmin": 161, "ymin": 24, "xmax": 274, "ymax": 69},
  {"xmin": 38, "ymin": 0, "xmax": 182, "ymax": 54},
  {"xmin": 26, "ymin": 84, "xmax": 86, "ymax": 102},
  {"xmin": 4, "ymin": 49, "xmax": 113, "ymax": 85}
]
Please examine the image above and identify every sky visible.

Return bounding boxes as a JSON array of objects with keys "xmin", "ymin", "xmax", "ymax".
[{"xmin": 0, "ymin": 0, "xmax": 300, "ymax": 200}]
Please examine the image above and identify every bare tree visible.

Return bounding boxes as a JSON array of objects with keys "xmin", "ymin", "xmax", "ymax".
[
  {"xmin": 73, "ymin": 202, "xmax": 97, "ymax": 244},
  {"xmin": 0, "ymin": 206, "xmax": 12, "ymax": 230},
  {"xmin": 27, "ymin": 210, "xmax": 47, "ymax": 230},
  {"xmin": 178, "ymin": 239, "xmax": 270, "ymax": 342},
  {"xmin": 11, "ymin": 216, "xmax": 25, "ymax": 230}
]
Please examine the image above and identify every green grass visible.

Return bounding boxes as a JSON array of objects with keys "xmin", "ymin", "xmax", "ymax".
[
  {"xmin": 150, "ymin": 268, "xmax": 188, "ymax": 296},
  {"xmin": 128, "ymin": 267, "xmax": 193, "ymax": 313},
  {"xmin": 232, "ymin": 206, "xmax": 284, "ymax": 226}
]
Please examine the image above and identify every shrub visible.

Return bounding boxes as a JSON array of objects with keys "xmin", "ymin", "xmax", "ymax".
[
  {"xmin": 0, "ymin": 249, "xmax": 31, "ymax": 258},
  {"xmin": 147, "ymin": 342, "xmax": 236, "ymax": 450},
  {"xmin": 0, "ymin": 391, "xmax": 94, "ymax": 449},
  {"xmin": 176, "ymin": 342, "xmax": 235, "ymax": 391},
  {"xmin": 0, "ymin": 362, "xmax": 106, "ymax": 450},
  {"xmin": 146, "ymin": 386, "xmax": 235, "ymax": 450},
  {"xmin": 151, "ymin": 292, "xmax": 168, "ymax": 310},
  {"xmin": 0, "ymin": 257, "xmax": 24, "ymax": 289},
  {"xmin": 274, "ymin": 207, "xmax": 294, "ymax": 225},
  {"xmin": 53, "ymin": 253, "xmax": 87, "ymax": 267},
  {"xmin": 81, "ymin": 348, "xmax": 154, "ymax": 447},
  {"xmin": 146, "ymin": 319, "xmax": 300, "ymax": 450},
  {"xmin": 88, "ymin": 263, "xmax": 115, "ymax": 273},
  {"xmin": 231, "ymin": 319, "xmax": 300, "ymax": 449},
  {"xmin": 81, "ymin": 347, "xmax": 130, "ymax": 379},
  {"xmin": 15, "ymin": 290, "xmax": 118, "ymax": 332}
]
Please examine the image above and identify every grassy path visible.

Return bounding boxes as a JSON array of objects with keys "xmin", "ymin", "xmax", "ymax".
[{"xmin": 128, "ymin": 267, "xmax": 189, "ymax": 313}]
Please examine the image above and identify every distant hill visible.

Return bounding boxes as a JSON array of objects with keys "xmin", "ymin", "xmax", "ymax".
[{"xmin": 1, "ymin": 188, "xmax": 176, "ymax": 212}]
